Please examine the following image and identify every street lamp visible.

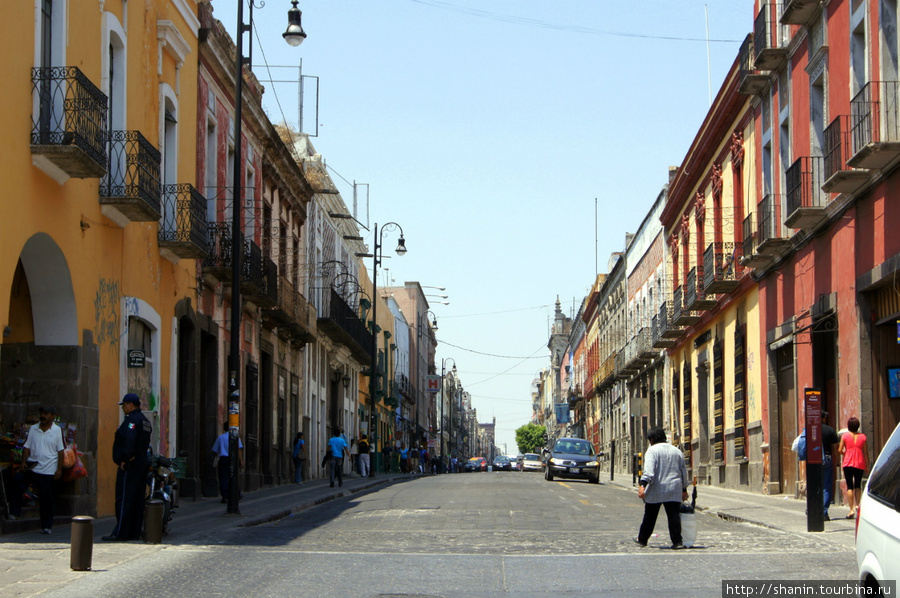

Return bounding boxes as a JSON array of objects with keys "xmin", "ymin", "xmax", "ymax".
[
  {"xmin": 368, "ymin": 222, "xmax": 407, "ymax": 477},
  {"xmin": 440, "ymin": 358, "xmax": 456, "ymax": 473},
  {"xmin": 226, "ymin": 0, "xmax": 304, "ymax": 515}
]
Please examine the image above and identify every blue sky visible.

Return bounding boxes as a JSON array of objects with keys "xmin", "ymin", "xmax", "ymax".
[{"xmin": 225, "ymin": 0, "xmax": 754, "ymax": 455}]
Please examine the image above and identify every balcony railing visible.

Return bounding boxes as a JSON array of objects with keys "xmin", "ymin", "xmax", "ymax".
[
  {"xmin": 317, "ymin": 289, "xmax": 374, "ymax": 363},
  {"xmin": 785, "ymin": 156, "xmax": 830, "ymax": 230},
  {"xmin": 264, "ymin": 275, "xmax": 296, "ymax": 326},
  {"xmin": 201, "ymin": 226, "xmax": 271, "ymax": 299},
  {"xmin": 685, "ymin": 266, "xmax": 717, "ymax": 311},
  {"xmin": 823, "ymin": 115, "xmax": 870, "ymax": 193},
  {"xmin": 31, "ymin": 66, "xmax": 107, "ymax": 179},
  {"xmin": 654, "ymin": 301, "xmax": 681, "ymax": 345},
  {"xmin": 756, "ymin": 194, "xmax": 791, "ymax": 255},
  {"xmin": 781, "ymin": 0, "xmax": 820, "ymax": 25},
  {"xmin": 849, "ymin": 81, "xmax": 900, "ymax": 170},
  {"xmin": 158, "ymin": 184, "xmax": 209, "ymax": 259},
  {"xmin": 99, "ymin": 130, "xmax": 161, "ymax": 222},
  {"xmin": 244, "ymin": 255, "xmax": 278, "ymax": 308},
  {"xmin": 753, "ymin": 3, "xmax": 787, "ymax": 71},
  {"xmin": 672, "ymin": 285, "xmax": 701, "ymax": 327},
  {"xmin": 704, "ymin": 241, "xmax": 744, "ymax": 295},
  {"xmin": 738, "ymin": 33, "xmax": 769, "ymax": 96}
]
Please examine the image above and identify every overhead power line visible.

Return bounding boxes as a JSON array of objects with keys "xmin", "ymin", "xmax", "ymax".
[{"xmin": 408, "ymin": 0, "xmax": 744, "ymax": 43}]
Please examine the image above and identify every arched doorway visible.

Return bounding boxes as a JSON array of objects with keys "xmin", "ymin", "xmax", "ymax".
[{"xmin": 2, "ymin": 233, "xmax": 98, "ymax": 519}]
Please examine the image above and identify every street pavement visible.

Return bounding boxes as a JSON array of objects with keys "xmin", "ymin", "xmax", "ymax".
[{"xmin": 0, "ymin": 471, "xmax": 858, "ymax": 597}]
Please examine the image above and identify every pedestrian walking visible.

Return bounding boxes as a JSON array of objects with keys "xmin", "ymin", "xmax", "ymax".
[
  {"xmin": 839, "ymin": 416, "xmax": 868, "ymax": 519},
  {"xmin": 212, "ymin": 422, "xmax": 244, "ymax": 503},
  {"xmin": 821, "ymin": 412, "xmax": 839, "ymax": 521},
  {"xmin": 399, "ymin": 444, "xmax": 409, "ymax": 474},
  {"xmin": 328, "ymin": 427, "xmax": 349, "ymax": 488},
  {"xmin": 409, "ymin": 445, "xmax": 419, "ymax": 474},
  {"xmin": 358, "ymin": 434, "xmax": 370, "ymax": 478},
  {"xmin": 349, "ymin": 438, "xmax": 359, "ymax": 475},
  {"xmin": 382, "ymin": 442, "xmax": 392, "ymax": 474},
  {"xmin": 634, "ymin": 426, "xmax": 689, "ymax": 549},
  {"xmin": 21, "ymin": 406, "xmax": 65, "ymax": 534},
  {"xmin": 103, "ymin": 393, "xmax": 152, "ymax": 542},
  {"xmin": 292, "ymin": 432, "xmax": 306, "ymax": 484}
]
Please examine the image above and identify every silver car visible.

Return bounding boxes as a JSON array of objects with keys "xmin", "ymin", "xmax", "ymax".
[{"xmin": 520, "ymin": 453, "xmax": 542, "ymax": 472}]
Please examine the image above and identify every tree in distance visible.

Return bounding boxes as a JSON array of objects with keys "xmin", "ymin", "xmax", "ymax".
[{"xmin": 515, "ymin": 423, "xmax": 546, "ymax": 454}]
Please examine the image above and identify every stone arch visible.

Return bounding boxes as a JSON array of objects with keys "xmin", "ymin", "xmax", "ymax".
[{"xmin": 16, "ymin": 232, "xmax": 78, "ymax": 346}]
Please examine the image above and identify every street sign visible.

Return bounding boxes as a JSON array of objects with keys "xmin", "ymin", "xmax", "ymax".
[
  {"xmin": 555, "ymin": 403, "xmax": 569, "ymax": 424},
  {"xmin": 426, "ymin": 375, "xmax": 441, "ymax": 393}
]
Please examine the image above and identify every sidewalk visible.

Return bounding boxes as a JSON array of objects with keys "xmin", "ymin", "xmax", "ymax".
[
  {"xmin": 604, "ymin": 474, "xmax": 858, "ymax": 550},
  {"xmin": 0, "ymin": 472, "xmax": 406, "ymax": 598}
]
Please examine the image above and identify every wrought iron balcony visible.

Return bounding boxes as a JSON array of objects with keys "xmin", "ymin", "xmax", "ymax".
[
  {"xmin": 596, "ymin": 353, "xmax": 617, "ymax": 389},
  {"xmin": 653, "ymin": 302, "xmax": 680, "ymax": 347},
  {"xmin": 703, "ymin": 241, "xmax": 744, "ymax": 295},
  {"xmin": 635, "ymin": 327, "xmax": 656, "ymax": 361},
  {"xmin": 201, "ymin": 226, "xmax": 272, "ymax": 302},
  {"xmin": 753, "ymin": 3, "xmax": 788, "ymax": 71},
  {"xmin": 738, "ymin": 33, "xmax": 769, "ymax": 96},
  {"xmin": 849, "ymin": 81, "xmax": 900, "ymax": 170},
  {"xmin": 785, "ymin": 156, "xmax": 830, "ymax": 230},
  {"xmin": 244, "ymin": 254, "xmax": 277, "ymax": 308},
  {"xmin": 158, "ymin": 184, "xmax": 209, "ymax": 259},
  {"xmin": 756, "ymin": 194, "xmax": 791, "ymax": 256},
  {"xmin": 99, "ymin": 130, "xmax": 161, "ymax": 222},
  {"xmin": 823, "ymin": 115, "xmax": 870, "ymax": 193},
  {"xmin": 31, "ymin": 66, "xmax": 107, "ymax": 180},
  {"xmin": 685, "ymin": 266, "xmax": 717, "ymax": 311},
  {"xmin": 263, "ymin": 275, "xmax": 296, "ymax": 327},
  {"xmin": 741, "ymin": 212, "xmax": 772, "ymax": 268},
  {"xmin": 317, "ymin": 288, "xmax": 374, "ymax": 363},
  {"xmin": 202, "ymin": 223, "xmax": 234, "ymax": 282},
  {"xmin": 672, "ymin": 285, "xmax": 701, "ymax": 327},
  {"xmin": 781, "ymin": 0, "xmax": 820, "ymax": 25}
]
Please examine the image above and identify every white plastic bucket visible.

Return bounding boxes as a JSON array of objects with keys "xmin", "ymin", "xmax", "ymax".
[{"xmin": 680, "ymin": 511, "xmax": 697, "ymax": 548}]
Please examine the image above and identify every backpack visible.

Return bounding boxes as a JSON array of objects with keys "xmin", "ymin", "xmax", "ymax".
[{"xmin": 791, "ymin": 430, "xmax": 807, "ymax": 461}]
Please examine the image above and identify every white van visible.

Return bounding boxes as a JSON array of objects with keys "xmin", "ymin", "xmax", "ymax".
[{"xmin": 856, "ymin": 422, "xmax": 900, "ymax": 591}]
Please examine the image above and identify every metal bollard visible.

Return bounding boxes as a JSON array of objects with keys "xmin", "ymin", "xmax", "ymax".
[
  {"xmin": 143, "ymin": 499, "xmax": 164, "ymax": 544},
  {"xmin": 70, "ymin": 516, "xmax": 93, "ymax": 571}
]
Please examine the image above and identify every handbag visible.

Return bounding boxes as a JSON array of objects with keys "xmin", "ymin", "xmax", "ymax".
[{"xmin": 62, "ymin": 451, "xmax": 88, "ymax": 482}]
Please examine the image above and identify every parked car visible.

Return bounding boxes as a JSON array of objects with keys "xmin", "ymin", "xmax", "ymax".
[
  {"xmin": 544, "ymin": 437, "xmax": 600, "ymax": 483},
  {"xmin": 465, "ymin": 457, "xmax": 487, "ymax": 472},
  {"xmin": 857, "ymin": 422, "xmax": 900, "ymax": 592},
  {"xmin": 509, "ymin": 456, "xmax": 520, "ymax": 471},
  {"xmin": 520, "ymin": 453, "xmax": 543, "ymax": 472},
  {"xmin": 492, "ymin": 455, "xmax": 512, "ymax": 471}
]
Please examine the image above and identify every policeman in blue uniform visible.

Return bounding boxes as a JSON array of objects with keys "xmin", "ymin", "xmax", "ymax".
[{"xmin": 103, "ymin": 393, "xmax": 152, "ymax": 541}]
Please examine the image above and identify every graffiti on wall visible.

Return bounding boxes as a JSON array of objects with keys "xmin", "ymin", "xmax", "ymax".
[{"xmin": 94, "ymin": 278, "xmax": 120, "ymax": 353}]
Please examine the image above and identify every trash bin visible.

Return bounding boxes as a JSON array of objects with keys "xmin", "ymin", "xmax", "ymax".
[
  {"xmin": 144, "ymin": 499, "xmax": 164, "ymax": 544},
  {"xmin": 70, "ymin": 516, "xmax": 93, "ymax": 571}
]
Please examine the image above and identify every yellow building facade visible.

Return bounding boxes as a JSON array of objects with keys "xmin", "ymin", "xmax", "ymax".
[
  {"xmin": 0, "ymin": 0, "xmax": 203, "ymax": 518},
  {"xmin": 660, "ymin": 62, "xmax": 766, "ymax": 490}
]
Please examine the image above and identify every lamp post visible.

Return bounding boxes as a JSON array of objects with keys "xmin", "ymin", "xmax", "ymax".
[
  {"xmin": 441, "ymin": 358, "xmax": 456, "ymax": 474},
  {"xmin": 368, "ymin": 223, "xmax": 407, "ymax": 477},
  {"xmin": 226, "ymin": 0, "xmax": 305, "ymax": 516}
]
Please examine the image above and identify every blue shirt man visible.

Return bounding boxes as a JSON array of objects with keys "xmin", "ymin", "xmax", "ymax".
[{"xmin": 328, "ymin": 428, "xmax": 349, "ymax": 488}]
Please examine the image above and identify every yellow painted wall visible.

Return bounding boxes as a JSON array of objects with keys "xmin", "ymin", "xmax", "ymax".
[{"xmin": 0, "ymin": 1, "xmax": 201, "ymax": 517}]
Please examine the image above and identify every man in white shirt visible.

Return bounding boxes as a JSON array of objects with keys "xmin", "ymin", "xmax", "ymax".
[{"xmin": 22, "ymin": 406, "xmax": 65, "ymax": 534}]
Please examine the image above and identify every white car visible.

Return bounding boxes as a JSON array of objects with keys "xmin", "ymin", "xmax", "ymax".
[{"xmin": 857, "ymin": 422, "xmax": 900, "ymax": 592}]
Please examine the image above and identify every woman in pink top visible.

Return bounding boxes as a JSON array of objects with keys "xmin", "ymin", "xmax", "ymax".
[{"xmin": 838, "ymin": 416, "xmax": 868, "ymax": 519}]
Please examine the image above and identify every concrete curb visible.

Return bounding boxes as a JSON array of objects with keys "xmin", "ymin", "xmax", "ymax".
[{"xmin": 238, "ymin": 477, "xmax": 394, "ymax": 528}]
